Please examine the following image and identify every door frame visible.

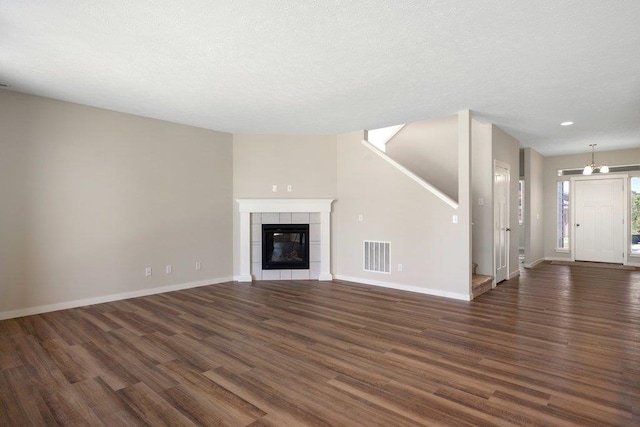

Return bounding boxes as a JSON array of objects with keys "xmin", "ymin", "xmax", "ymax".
[
  {"xmin": 493, "ymin": 160, "xmax": 510, "ymax": 284},
  {"xmin": 569, "ymin": 174, "xmax": 628, "ymax": 264}
]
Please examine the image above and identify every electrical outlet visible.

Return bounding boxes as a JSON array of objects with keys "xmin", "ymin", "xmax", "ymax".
[
  {"xmin": 165, "ymin": 265, "xmax": 172, "ymax": 274},
  {"xmin": 144, "ymin": 267, "xmax": 152, "ymax": 277},
  {"xmin": 397, "ymin": 264, "xmax": 403, "ymax": 272},
  {"xmin": 195, "ymin": 261, "xmax": 202, "ymax": 271},
  {"xmin": 272, "ymin": 184, "xmax": 278, "ymax": 192},
  {"xmin": 452, "ymin": 215, "xmax": 458, "ymax": 224},
  {"xmin": 358, "ymin": 214, "xmax": 363, "ymax": 222},
  {"xmin": 287, "ymin": 184, "xmax": 292, "ymax": 192}
]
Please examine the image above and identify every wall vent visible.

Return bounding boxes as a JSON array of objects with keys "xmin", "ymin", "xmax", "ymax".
[{"xmin": 363, "ymin": 241, "xmax": 390, "ymax": 273}]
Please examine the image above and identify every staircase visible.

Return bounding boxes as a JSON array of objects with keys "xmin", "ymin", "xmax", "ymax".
[{"xmin": 472, "ymin": 263, "xmax": 493, "ymax": 299}]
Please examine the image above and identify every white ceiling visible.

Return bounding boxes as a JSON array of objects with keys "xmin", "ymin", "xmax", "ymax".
[{"xmin": 2, "ymin": 1, "xmax": 640, "ymax": 156}]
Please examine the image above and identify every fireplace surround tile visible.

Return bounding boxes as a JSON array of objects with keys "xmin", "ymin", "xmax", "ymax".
[
  {"xmin": 250, "ymin": 225, "xmax": 262, "ymax": 243},
  {"xmin": 251, "ymin": 243, "xmax": 261, "ymax": 262},
  {"xmin": 279, "ymin": 213, "xmax": 292, "ymax": 224},
  {"xmin": 279, "ymin": 269, "xmax": 292, "ymax": 280},
  {"xmin": 310, "ymin": 243, "xmax": 321, "ymax": 262},
  {"xmin": 309, "ymin": 262, "xmax": 320, "ymax": 279},
  {"xmin": 261, "ymin": 270, "xmax": 281, "ymax": 280},
  {"xmin": 292, "ymin": 212, "xmax": 310, "ymax": 224},
  {"xmin": 309, "ymin": 224, "xmax": 321, "ymax": 243},
  {"xmin": 262, "ymin": 212, "xmax": 280, "ymax": 224},
  {"xmin": 291, "ymin": 269, "xmax": 310, "ymax": 280},
  {"xmin": 251, "ymin": 262, "xmax": 262, "ymax": 280}
]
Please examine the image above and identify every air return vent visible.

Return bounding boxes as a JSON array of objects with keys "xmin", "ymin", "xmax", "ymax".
[{"xmin": 363, "ymin": 241, "xmax": 390, "ymax": 273}]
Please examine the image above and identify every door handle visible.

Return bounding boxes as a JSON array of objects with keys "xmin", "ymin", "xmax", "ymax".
[
  {"xmin": 576, "ymin": 223, "xmax": 580, "ymax": 227},
  {"xmin": 506, "ymin": 228, "xmax": 511, "ymax": 232}
]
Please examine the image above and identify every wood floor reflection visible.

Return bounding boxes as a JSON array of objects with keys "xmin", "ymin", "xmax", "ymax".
[{"xmin": 1, "ymin": 262, "xmax": 638, "ymax": 425}]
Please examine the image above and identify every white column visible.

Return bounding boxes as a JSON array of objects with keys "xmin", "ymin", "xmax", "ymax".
[
  {"xmin": 318, "ymin": 211, "xmax": 333, "ymax": 280},
  {"xmin": 458, "ymin": 109, "xmax": 472, "ymax": 299},
  {"xmin": 237, "ymin": 211, "xmax": 252, "ymax": 282}
]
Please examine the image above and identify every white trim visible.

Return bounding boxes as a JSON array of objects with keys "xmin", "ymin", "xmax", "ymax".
[
  {"xmin": 334, "ymin": 275, "xmax": 471, "ymax": 301},
  {"xmin": 360, "ymin": 140, "xmax": 458, "ymax": 209},
  {"xmin": 237, "ymin": 199, "xmax": 334, "ymax": 213},
  {"xmin": 509, "ymin": 270, "xmax": 521, "ymax": 279},
  {"xmin": 494, "ymin": 159, "xmax": 511, "ymax": 283},
  {"xmin": 0, "ymin": 277, "xmax": 233, "ymax": 321},
  {"xmin": 236, "ymin": 199, "xmax": 334, "ymax": 282},
  {"xmin": 545, "ymin": 256, "xmax": 571, "ymax": 261},
  {"xmin": 523, "ymin": 258, "xmax": 545, "ymax": 268},
  {"xmin": 366, "ymin": 124, "xmax": 406, "ymax": 151}
]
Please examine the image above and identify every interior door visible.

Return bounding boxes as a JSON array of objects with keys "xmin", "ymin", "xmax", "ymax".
[
  {"xmin": 574, "ymin": 177, "xmax": 625, "ymax": 263},
  {"xmin": 494, "ymin": 162, "xmax": 510, "ymax": 283}
]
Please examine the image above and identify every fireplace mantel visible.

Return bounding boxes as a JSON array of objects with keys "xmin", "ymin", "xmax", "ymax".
[{"xmin": 236, "ymin": 199, "xmax": 334, "ymax": 282}]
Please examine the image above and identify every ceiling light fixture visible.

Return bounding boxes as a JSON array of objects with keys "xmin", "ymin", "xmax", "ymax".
[
  {"xmin": 560, "ymin": 121, "xmax": 574, "ymax": 126},
  {"xmin": 583, "ymin": 144, "xmax": 609, "ymax": 175}
]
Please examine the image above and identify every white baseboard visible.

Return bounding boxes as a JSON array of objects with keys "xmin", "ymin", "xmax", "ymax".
[
  {"xmin": 234, "ymin": 274, "xmax": 253, "ymax": 282},
  {"xmin": 545, "ymin": 257, "xmax": 640, "ymax": 267},
  {"xmin": 0, "ymin": 276, "xmax": 233, "ymax": 321},
  {"xmin": 545, "ymin": 256, "xmax": 572, "ymax": 262},
  {"xmin": 509, "ymin": 270, "xmax": 521, "ymax": 279},
  {"xmin": 523, "ymin": 258, "xmax": 545, "ymax": 268},
  {"xmin": 333, "ymin": 275, "xmax": 471, "ymax": 301}
]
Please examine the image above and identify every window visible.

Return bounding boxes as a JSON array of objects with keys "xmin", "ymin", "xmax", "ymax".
[
  {"xmin": 632, "ymin": 177, "xmax": 640, "ymax": 255},
  {"xmin": 518, "ymin": 180, "xmax": 524, "ymax": 225},
  {"xmin": 557, "ymin": 181, "xmax": 570, "ymax": 250}
]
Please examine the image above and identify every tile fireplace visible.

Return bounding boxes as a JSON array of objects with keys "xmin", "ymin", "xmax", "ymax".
[{"xmin": 236, "ymin": 199, "xmax": 334, "ymax": 282}]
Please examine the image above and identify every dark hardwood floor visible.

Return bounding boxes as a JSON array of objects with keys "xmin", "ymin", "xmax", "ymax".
[{"xmin": 1, "ymin": 262, "xmax": 638, "ymax": 426}]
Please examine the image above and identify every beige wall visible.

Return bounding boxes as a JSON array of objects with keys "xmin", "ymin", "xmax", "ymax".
[
  {"xmin": 334, "ymin": 129, "xmax": 470, "ymax": 299},
  {"xmin": 232, "ymin": 133, "xmax": 337, "ymax": 276},
  {"xmin": 1, "ymin": 90, "xmax": 520, "ymax": 315},
  {"xmin": 524, "ymin": 148, "xmax": 544, "ymax": 266},
  {"xmin": 543, "ymin": 147, "xmax": 640, "ymax": 260},
  {"xmin": 385, "ymin": 115, "xmax": 459, "ymax": 200},
  {"xmin": 492, "ymin": 125, "xmax": 521, "ymax": 279},
  {"xmin": 0, "ymin": 91, "xmax": 233, "ymax": 316},
  {"xmin": 233, "ymin": 133, "xmax": 337, "ymax": 198}
]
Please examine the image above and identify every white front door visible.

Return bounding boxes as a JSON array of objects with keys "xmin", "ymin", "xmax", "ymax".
[
  {"xmin": 574, "ymin": 177, "xmax": 625, "ymax": 263},
  {"xmin": 494, "ymin": 162, "xmax": 510, "ymax": 283}
]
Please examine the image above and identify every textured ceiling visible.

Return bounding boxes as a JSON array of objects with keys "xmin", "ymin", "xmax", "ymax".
[{"xmin": 2, "ymin": 1, "xmax": 640, "ymax": 156}]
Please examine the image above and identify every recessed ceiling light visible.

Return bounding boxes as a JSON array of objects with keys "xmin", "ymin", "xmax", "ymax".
[{"xmin": 560, "ymin": 121, "xmax": 574, "ymax": 126}]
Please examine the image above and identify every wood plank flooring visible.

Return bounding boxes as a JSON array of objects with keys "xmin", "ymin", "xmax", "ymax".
[{"xmin": 1, "ymin": 262, "xmax": 639, "ymax": 426}]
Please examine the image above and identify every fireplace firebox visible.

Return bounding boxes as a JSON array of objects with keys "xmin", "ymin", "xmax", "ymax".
[{"xmin": 262, "ymin": 224, "xmax": 309, "ymax": 270}]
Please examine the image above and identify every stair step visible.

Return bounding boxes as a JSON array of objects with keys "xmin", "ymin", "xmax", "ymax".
[{"xmin": 472, "ymin": 274, "xmax": 493, "ymax": 299}]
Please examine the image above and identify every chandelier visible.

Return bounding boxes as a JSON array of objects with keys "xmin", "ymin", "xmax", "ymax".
[{"xmin": 583, "ymin": 144, "xmax": 609, "ymax": 175}]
